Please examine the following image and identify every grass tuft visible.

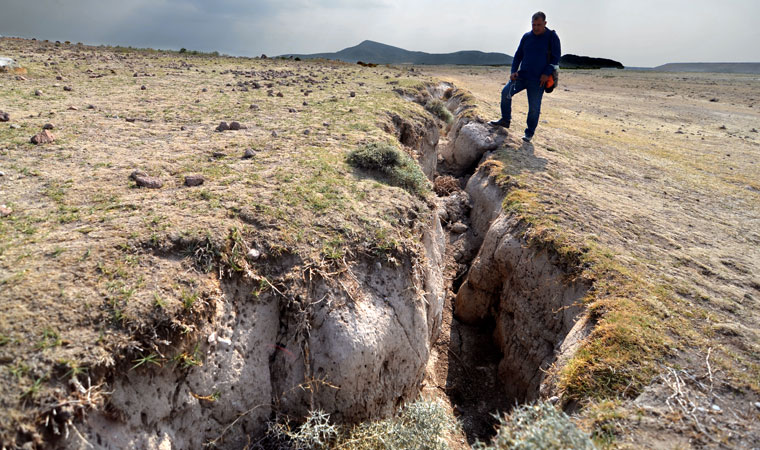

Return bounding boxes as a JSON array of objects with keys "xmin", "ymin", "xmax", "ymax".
[
  {"xmin": 475, "ymin": 401, "xmax": 596, "ymax": 450},
  {"xmin": 425, "ymin": 99, "xmax": 454, "ymax": 124},
  {"xmin": 347, "ymin": 142, "xmax": 430, "ymax": 197}
]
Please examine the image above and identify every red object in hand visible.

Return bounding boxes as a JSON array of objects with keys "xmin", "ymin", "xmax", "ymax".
[{"xmin": 545, "ymin": 75, "xmax": 554, "ymax": 89}]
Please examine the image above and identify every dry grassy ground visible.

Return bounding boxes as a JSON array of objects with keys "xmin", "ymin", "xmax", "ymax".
[
  {"xmin": 0, "ymin": 38, "xmax": 442, "ymax": 447},
  {"xmin": 425, "ymin": 66, "xmax": 760, "ymax": 447},
  {"xmin": 2, "ymin": 35, "xmax": 759, "ymax": 449}
]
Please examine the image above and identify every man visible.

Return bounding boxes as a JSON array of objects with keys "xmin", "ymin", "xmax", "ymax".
[{"xmin": 489, "ymin": 11, "xmax": 561, "ymax": 143}]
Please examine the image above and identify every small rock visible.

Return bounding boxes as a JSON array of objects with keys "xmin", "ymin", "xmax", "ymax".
[
  {"xmin": 0, "ymin": 111, "xmax": 9, "ymax": 122},
  {"xmin": 217, "ymin": 337, "xmax": 232, "ymax": 346},
  {"xmin": 229, "ymin": 121, "xmax": 242, "ymax": 131},
  {"xmin": 247, "ymin": 248, "xmax": 261, "ymax": 260},
  {"xmin": 249, "ymin": 104, "xmax": 259, "ymax": 110},
  {"xmin": 751, "ymin": 128, "xmax": 758, "ymax": 133},
  {"xmin": 63, "ymin": 86, "xmax": 72, "ymax": 91},
  {"xmin": 288, "ymin": 108, "xmax": 296, "ymax": 113},
  {"xmin": 0, "ymin": 171, "xmax": 5, "ymax": 177},
  {"xmin": 711, "ymin": 404, "xmax": 722, "ymax": 412},
  {"xmin": 323, "ymin": 122, "xmax": 330, "ymax": 127},
  {"xmin": 180, "ymin": 126, "xmax": 187, "ymax": 131},
  {"xmin": 349, "ymin": 91, "xmax": 356, "ymax": 97},
  {"xmin": 0, "ymin": 205, "xmax": 12, "ymax": 217},
  {"xmin": 754, "ymin": 402, "xmax": 760, "ymax": 411},
  {"xmin": 42, "ymin": 123, "xmax": 54, "ymax": 130},
  {"xmin": 548, "ymin": 396, "xmax": 560, "ymax": 405},
  {"xmin": 30, "ymin": 130, "xmax": 55, "ymax": 144},
  {"xmin": 201, "ymin": 88, "xmax": 208, "ymax": 92},
  {"xmin": 184, "ymin": 174, "xmax": 205, "ymax": 186},
  {"xmin": 276, "ymin": 92, "xmax": 283, "ymax": 97},
  {"xmin": 302, "ymin": 101, "xmax": 308, "ymax": 106},
  {"xmin": 719, "ymin": 125, "xmax": 727, "ymax": 130},
  {"xmin": 125, "ymin": 117, "xmax": 136, "ymax": 123},
  {"xmin": 709, "ymin": 98, "xmax": 719, "ymax": 102},
  {"xmin": 56, "ymin": 76, "xmax": 63, "ymax": 81},
  {"xmin": 16, "ymin": 75, "xmax": 27, "ymax": 81},
  {"xmin": 243, "ymin": 148, "xmax": 256, "ymax": 159},
  {"xmin": 451, "ymin": 222, "xmax": 468, "ymax": 234},
  {"xmin": 140, "ymin": 85, "xmax": 146, "ymax": 90},
  {"xmin": 207, "ymin": 332, "xmax": 217, "ymax": 345},
  {"xmin": 87, "ymin": 104, "xmax": 96, "ymax": 110},
  {"xmin": 212, "ymin": 151, "xmax": 226, "ymax": 158},
  {"xmin": 303, "ymin": 129, "xmax": 310, "ymax": 135},
  {"xmin": 130, "ymin": 170, "xmax": 163, "ymax": 189},
  {"xmin": 10, "ymin": 124, "xmax": 20, "ymax": 129},
  {"xmin": 271, "ymin": 130, "xmax": 278, "ymax": 138},
  {"xmin": 67, "ymin": 106, "xmax": 78, "ymax": 111},
  {"xmin": 34, "ymin": 89, "xmax": 43, "ymax": 96},
  {"xmin": 215, "ymin": 121, "xmax": 229, "ymax": 132}
]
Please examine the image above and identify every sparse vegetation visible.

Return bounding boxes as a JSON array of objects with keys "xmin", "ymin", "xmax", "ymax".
[
  {"xmin": 274, "ymin": 398, "xmax": 457, "ymax": 450},
  {"xmin": 425, "ymin": 99, "xmax": 453, "ymax": 123}
]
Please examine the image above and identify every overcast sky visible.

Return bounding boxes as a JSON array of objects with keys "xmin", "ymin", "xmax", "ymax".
[{"xmin": 1, "ymin": 0, "xmax": 759, "ymax": 67}]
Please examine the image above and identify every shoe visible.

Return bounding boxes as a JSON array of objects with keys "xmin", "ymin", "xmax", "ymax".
[
  {"xmin": 488, "ymin": 119, "xmax": 510, "ymax": 128},
  {"xmin": 522, "ymin": 134, "xmax": 532, "ymax": 142}
]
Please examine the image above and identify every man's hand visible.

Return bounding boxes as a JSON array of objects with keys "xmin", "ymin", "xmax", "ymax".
[
  {"xmin": 510, "ymin": 72, "xmax": 518, "ymax": 82},
  {"xmin": 539, "ymin": 74, "xmax": 549, "ymax": 87}
]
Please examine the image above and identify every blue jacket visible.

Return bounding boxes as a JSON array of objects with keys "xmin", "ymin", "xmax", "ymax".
[{"xmin": 511, "ymin": 28, "xmax": 561, "ymax": 80}]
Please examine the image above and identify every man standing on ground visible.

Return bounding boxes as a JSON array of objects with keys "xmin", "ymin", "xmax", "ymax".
[{"xmin": 489, "ymin": 11, "xmax": 561, "ymax": 142}]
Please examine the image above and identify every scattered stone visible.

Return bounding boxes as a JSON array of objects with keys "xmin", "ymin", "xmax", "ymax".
[
  {"xmin": 16, "ymin": 75, "xmax": 27, "ymax": 81},
  {"xmin": 243, "ymin": 148, "xmax": 256, "ymax": 159},
  {"xmin": 67, "ymin": 106, "xmax": 78, "ymax": 111},
  {"xmin": 140, "ymin": 85, "xmax": 146, "ymax": 90},
  {"xmin": 451, "ymin": 222, "xmax": 468, "ymax": 234},
  {"xmin": 276, "ymin": 92, "xmax": 284, "ymax": 97},
  {"xmin": 754, "ymin": 402, "xmax": 760, "ymax": 411},
  {"xmin": 349, "ymin": 91, "xmax": 356, "ymax": 97},
  {"xmin": 247, "ymin": 248, "xmax": 261, "ymax": 260},
  {"xmin": 271, "ymin": 130, "xmax": 278, "ymax": 138},
  {"xmin": 711, "ymin": 404, "xmax": 722, "ymax": 412},
  {"xmin": 87, "ymin": 104, "xmax": 96, "ymax": 110},
  {"xmin": 288, "ymin": 108, "xmax": 296, "ymax": 113},
  {"xmin": 751, "ymin": 128, "xmax": 758, "ymax": 133},
  {"xmin": 0, "ymin": 171, "xmax": 4, "ymax": 177},
  {"xmin": 675, "ymin": 130, "xmax": 684, "ymax": 134},
  {"xmin": 10, "ymin": 124, "xmax": 20, "ymax": 129},
  {"xmin": 709, "ymin": 98, "xmax": 719, "ymax": 102},
  {"xmin": 303, "ymin": 101, "xmax": 308, "ymax": 106},
  {"xmin": 56, "ymin": 76, "xmax": 63, "ymax": 81},
  {"xmin": 212, "ymin": 151, "xmax": 226, "ymax": 158},
  {"xmin": 303, "ymin": 129, "xmax": 311, "ymax": 135},
  {"xmin": 63, "ymin": 86, "xmax": 72, "ymax": 91},
  {"xmin": 322, "ymin": 122, "xmax": 330, "ymax": 127},
  {"xmin": 129, "ymin": 170, "xmax": 163, "ymax": 189},
  {"xmin": 125, "ymin": 118, "xmax": 136, "ymax": 123},
  {"xmin": 30, "ymin": 130, "xmax": 55, "ymax": 144},
  {"xmin": 184, "ymin": 174, "xmax": 205, "ymax": 187},
  {"xmin": 34, "ymin": 89, "xmax": 43, "ymax": 96},
  {"xmin": 201, "ymin": 88, "xmax": 208, "ymax": 92},
  {"xmin": 0, "ymin": 111, "xmax": 9, "ymax": 122},
  {"xmin": 249, "ymin": 104, "xmax": 259, "ymax": 110},
  {"xmin": 0, "ymin": 205, "xmax": 12, "ymax": 217},
  {"xmin": 229, "ymin": 121, "xmax": 243, "ymax": 130},
  {"xmin": 215, "ymin": 121, "xmax": 229, "ymax": 132},
  {"xmin": 719, "ymin": 125, "xmax": 727, "ymax": 130},
  {"xmin": 42, "ymin": 123, "xmax": 54, "ymax": 130},
  {"xmin": 180, "ymin": 126, "xmax": 187, "ymax": 131}
]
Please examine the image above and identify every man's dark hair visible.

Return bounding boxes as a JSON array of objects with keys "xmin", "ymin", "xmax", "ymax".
[{"xmin": 532, "ymin": 11, "xmax": 546, "ymax": 21}]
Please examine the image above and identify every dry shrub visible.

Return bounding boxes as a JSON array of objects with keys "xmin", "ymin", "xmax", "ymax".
[{"xmin": 433, "ymin": 175, "xmax": 460, "ymax": 196}]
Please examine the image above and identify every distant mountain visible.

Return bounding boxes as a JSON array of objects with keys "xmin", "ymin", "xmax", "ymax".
[
  {"xmin": 281, "ymin": 40, "xmax": 512, "ymax": 66},
  {"xmin": 652, "ymin": 63, "xmax": 760, "ymax": 74},
  {"xmin": 559, "ymin": 54, "xmax": 623, "ymax": 69}
]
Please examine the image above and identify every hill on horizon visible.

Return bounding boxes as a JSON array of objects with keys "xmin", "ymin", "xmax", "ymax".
[
  {"xmin": 653, "ymin": 62, "xmax": 760, "ymax": 74},
  {"xmin": 281, "ymin": 40, "xmax": 513, "ymax": 66}
]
